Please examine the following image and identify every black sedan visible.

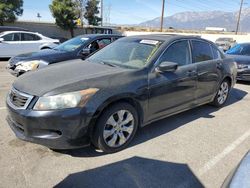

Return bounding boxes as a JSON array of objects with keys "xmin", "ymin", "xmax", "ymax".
[
  {"xmin": 6, "ymin": 35, "xmax": 237, "ymax": 153},
  {"xmin": 7, "ymin": 34, "xmax": 122, "ymax": 76},
  {"xmin": 226, "ymin": 43, "xmax": 250, "ymax": 81}
]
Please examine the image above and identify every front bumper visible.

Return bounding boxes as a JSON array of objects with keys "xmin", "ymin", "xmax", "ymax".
[
  {"xmin": 237, "ymin": 69, "xmax": 250, "ymax": 81},
  {"xmin": 6, "ymin": 103, "xmax": 92, "ymax": 149}
]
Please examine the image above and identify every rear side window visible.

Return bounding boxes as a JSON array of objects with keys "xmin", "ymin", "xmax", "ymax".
[
  {"xmin": 159, "ymin": 40, "xmax": 190, "ymax": 66},
  {"xmin": 192, "ymin": 40, "xmax": 213, "ymax": 63},
  {"xmin": 21, "ymin": 33, "xmax": 41, "ymax": 41}
]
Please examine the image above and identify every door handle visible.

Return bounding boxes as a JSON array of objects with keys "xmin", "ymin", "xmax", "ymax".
[
  {"xmin": 216, "ymin": 62, "xmax": 223, "ymax": 69},
  {"xmin": 187, "ymin": 70, "xmax": 197, "ymax": 77}
]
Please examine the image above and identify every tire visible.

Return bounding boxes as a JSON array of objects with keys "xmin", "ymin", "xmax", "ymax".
[
  {"xmin": 92, "ymin": 102, "xmax": 139, "ymax": 153},
  {"xmin": 212, "ymin": 79, "xmax": 230, "ymax": 107}
]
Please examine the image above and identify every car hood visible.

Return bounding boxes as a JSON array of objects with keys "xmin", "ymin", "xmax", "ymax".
[
  {"xmin": 226, "ymin": 54, "xmax": 250, "ymax": 64},
  {"xmin": 13, "ymin": 60, "xmax": 128, "ymax": 96},
  {"xmin": 9, "ymin": 49, "xmax": 73, "ymax": 65}
]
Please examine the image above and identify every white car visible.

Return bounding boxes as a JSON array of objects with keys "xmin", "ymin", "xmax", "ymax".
[{"xmin": 0, "ymin": 31, "xmax": 59, "ymax": 58}]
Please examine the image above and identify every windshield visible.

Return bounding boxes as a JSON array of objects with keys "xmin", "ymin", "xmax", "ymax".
[
  {"xmin": 88, "ymin": 39, "xmax": 162, "ymax": 69},
  {"xmin": 54, "ymin": 36, "xmax": 89, "ymax": 52},
  {"xmin": 226, "ymin": 44, "xmax": 246, "ymax": 55}
]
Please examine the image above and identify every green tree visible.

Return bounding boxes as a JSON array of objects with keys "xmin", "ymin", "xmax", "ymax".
[
  {"xmin": 0, "ymin": 0, "xmax": 23, "ymax": 25},
  {"xmin": 49, "ymin": 0, "xmax": 80, "ymax": 37},
  {"xmin": 84, "ymin": 0, "xmax": 101, "ymax": 26}
]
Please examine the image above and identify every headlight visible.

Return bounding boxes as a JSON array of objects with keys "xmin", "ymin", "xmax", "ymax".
[
  {"xmin": 15, "ymin": 60, "xmax": 48, "ymax": 71},
  {"xmin": 33, "ymin": 88, "xmax": 99, "ymax": 110},
  {"xmin": 237, "ymin": 64, "xmax": 249, "ymax": 69}
]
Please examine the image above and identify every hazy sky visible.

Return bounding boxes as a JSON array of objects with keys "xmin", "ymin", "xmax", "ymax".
[{"xmin": 19, "ymin": 0, "xmax": 250, "ymax": 24}]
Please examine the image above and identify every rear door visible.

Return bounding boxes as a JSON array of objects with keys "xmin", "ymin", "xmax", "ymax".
[
  {"xmin": 191, "ymin": 40, "xmax": 223, "ymax": 104},
  {"xmin": 0, "ymin": 33, "xmax": 21, "ymax": 57},
  {"xmin": 20, "ymin": 33, "xmax": 42, "ymax": 53},
  {"xmin": 148, "ymin": 40, "xmax": 197, "ymax": 120}
]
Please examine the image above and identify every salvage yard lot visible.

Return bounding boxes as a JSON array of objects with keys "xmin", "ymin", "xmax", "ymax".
[{"xmin": 0, "ymin": 60, "xmax": 250, "ymax": 188}]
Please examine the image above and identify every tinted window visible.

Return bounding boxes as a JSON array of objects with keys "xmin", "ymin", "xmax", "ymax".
[
  {"xmin": 2, "ymin": 33, "xmax": 20, "ymax": 41},
  {"xmin": 192, "ymin": 41, "xmax": 213, "ymax": 63},
  {"xmin": 159, "ymin": 40, "xmax": 190, "ymax": 66},
  {"xmin": 212, "ymin": 47, "xmax": 221, "ymax": 59},
  {"xmin": 21, "ymin": 33, "xmax": 41, "ymax": 41},
  {"xmin": 242, "ymin": 46, "xmax": 250, "ymax": 55}
]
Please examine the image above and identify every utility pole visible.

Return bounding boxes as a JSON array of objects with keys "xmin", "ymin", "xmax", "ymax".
[
  {"xmin": 101, "ymin": 0, "xmax": 104, "ymax": 26},
  {"xmin": 236, "ymin": 0, "xmax": 244, "ymax": 35},
  {"xmin": 160, "ymin": 0, "xmax": 165, "ymax": 32}
]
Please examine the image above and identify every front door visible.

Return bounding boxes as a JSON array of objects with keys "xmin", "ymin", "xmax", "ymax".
[
  {"xmin": 148, "ymin": 40, "xmax": 197, "ymax": 121},
  {"xmin": 0, "ymin": 33, "xmax": 21, "ymax": 57}
]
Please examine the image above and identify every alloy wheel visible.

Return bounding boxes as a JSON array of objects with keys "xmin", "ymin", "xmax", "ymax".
[
  {"xmin": 217, "ymin": 81, "xmax": 229, "ymax": 105},
  {"xmin": 103, "ymin": 110, "xmax": 135, "ymax": 148}
]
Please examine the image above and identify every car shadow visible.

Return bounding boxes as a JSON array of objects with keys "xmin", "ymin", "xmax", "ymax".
[
  {"xmin": 55, "ymin": 88, "xmax": 247, "ymax": 157},
  {"xmin": 54, "ymin": 156, "xmax": 204, "ymax": 188}
]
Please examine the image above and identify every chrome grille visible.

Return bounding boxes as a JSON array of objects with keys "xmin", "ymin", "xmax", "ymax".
[{"xmin": 8, "ymin": 88, "xmax": 33, "ymax": 109}]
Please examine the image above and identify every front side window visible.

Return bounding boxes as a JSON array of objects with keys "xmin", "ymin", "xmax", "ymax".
[
  {"xmin": 2, "ymin": 34, "xmax": 14, "ymax": 41},
  {"xmin": 192, "ymin": 41, "xmax": 213, "ymax": 63},
  {"xmin": 158, "ymin": 40, "xmax": 191, "ymax": 66},
  {"xmin": 88, "ymin": 39, "xmax": 162, "ymax": 69},
  {"xmin": 1, "ymin": 33, "xmax": 21, "ymax": 41}
]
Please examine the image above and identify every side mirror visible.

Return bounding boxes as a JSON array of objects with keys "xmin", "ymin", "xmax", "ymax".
[
  {"xmin": 155, "ymin": 62, "xmax": 178, "ymax": 73},
  {"xmin": 81, "ymin": 48, "xmax": 90, "ymax": 56},
  {"xmin": 0, "ymin": 38, "xmax": 4, "ymax": 43}
]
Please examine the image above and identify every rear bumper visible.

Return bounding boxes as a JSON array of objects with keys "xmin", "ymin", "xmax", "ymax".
[{"xmin": 6, "ymin": 103, "xmax": 92, "ymax": 149}]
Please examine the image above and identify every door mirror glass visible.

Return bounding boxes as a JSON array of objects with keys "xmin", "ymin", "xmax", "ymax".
[
  {"xmin": 81, "ymin": 48, "xmax": 90, "ymax": 56},
  {"xmin": 156, "ymin": 61, "xmax": 178, "ymax": 73},
  {"xmin": 0, "ymin": 38, "xmax": 4, "ymax": 42}
]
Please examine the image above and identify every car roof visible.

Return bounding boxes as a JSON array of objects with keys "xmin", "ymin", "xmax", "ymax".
[
  {"xmin": 125, "ymin": 34, "xmax": 206, "ymax": 42},
  {"xmin": 76, "ymin": 34, "xmax": 122, "ymax": 39},
  {"xmin": 0, "ymin": 31, "xmax": 41, "ymax": 35}
]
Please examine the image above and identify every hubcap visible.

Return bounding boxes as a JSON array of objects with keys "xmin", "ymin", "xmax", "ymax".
[
  {"xmin": 103, "ymin": 110, "xmax": 134, "ymax": 148},
  {"xmin": 217, "ymin": 82, "xmax": 229, "ymax": 105}
]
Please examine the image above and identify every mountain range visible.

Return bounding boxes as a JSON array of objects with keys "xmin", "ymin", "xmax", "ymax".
[{"xmin": 139, "ymin": 8, "xmax": 250, "ymax": 32}]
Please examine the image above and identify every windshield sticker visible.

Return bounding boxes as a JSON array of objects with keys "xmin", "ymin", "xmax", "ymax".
[
  {"xmin": 81, "ymin": 37, "xmax": 89, "ymax": 41},
  {"xmin": 140, "ymin": 40, "xmax": 159, "ymax": 45}
]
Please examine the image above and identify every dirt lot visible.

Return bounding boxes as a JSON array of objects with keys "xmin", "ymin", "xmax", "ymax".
[{"xmin": 0, "ymin": 60, "xmax": 250, "ymax": 188}]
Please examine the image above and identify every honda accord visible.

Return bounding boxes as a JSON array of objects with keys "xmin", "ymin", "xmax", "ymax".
[{"xmin": 6, "ymin": 35, "xmax": 237, "ymax": 153}]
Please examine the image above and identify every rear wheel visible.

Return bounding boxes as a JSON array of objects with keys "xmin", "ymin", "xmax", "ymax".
[
  {"xmin": 212, "ymin": 79, "xmax": 230, "ymax": 107},
  {"xmin": 92, "ymin": 103, "xmax": 138, "ymax": 153}
]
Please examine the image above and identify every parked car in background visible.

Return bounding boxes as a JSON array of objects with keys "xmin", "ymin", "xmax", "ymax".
[
  {"xmin": 222, "ymin": 150, "xmax": 250, "ymax": 188},
  {"xmin": 0, "ymin": 26, "xmax": 29, "ymax": 33},
  {"xmin": 0, "ymin": 31, "xmax": 59, "ymax": 58},
  {"xmin": 6, "ymin": 35, "xmax": 237, "ymax": 153},
  {"xmin": 226, "ymin": 43, "xmax": 250, "ymax": 81},
  {"xmin": 215, "ymin": 37, "xmax": 236, "ymax": 51},
  {"xmin": 7, "ymin": 34, "xmax": 122, "ymax": 76}
]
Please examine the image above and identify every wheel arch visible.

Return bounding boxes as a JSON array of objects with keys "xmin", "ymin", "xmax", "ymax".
[{"xmin": 88, "ymin": 95, "xmax": 144, "ymax": 139}]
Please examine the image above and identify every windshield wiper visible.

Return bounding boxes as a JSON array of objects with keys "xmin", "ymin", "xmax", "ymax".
[{"xmin": 99, "ymin": 61, "xmax": 117, "ymax": 67}]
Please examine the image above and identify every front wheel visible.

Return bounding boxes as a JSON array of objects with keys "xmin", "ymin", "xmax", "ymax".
[
  {"xmin": 92, "ymin": 103, "xmax": 139, "ymax": 153},
  {"xmin": 212, "ymin": 80, "xmax": 230, "ymax": 107}
]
